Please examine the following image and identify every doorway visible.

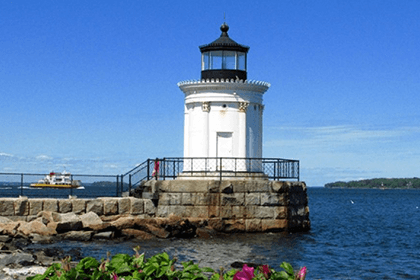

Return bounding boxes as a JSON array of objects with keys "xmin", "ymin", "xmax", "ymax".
[{"xmin": 216, "ymin": 132, "xmax": 233, "ymax": 170}]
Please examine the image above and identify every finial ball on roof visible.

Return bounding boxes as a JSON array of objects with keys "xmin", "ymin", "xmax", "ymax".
[{"xmin": 220, "ymin": 23, "xmax": 229, "ymax": 33}]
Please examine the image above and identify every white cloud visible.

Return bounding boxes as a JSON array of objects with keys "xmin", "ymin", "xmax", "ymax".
[
  {"xmin": 36, "ymin": 155, "xmax": 53, "ymax": 161},
  {"xmin": 0, "ymin": 152, "xmax": 15, "ymax": 158}
]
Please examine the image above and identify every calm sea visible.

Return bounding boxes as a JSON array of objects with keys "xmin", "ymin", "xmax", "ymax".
[{"xmin": 21, "ymin": 188, "xmax": 420, "ymax": 279}]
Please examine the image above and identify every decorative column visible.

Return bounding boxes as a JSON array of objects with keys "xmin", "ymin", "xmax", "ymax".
[
  {"xmin": 238, "ymin": 101, "xmax": 249, "ymax": 161},
  {"xmin": 201, "ymin": 102, "xmax": 210, "ymax": 158},
  {"xmin": 183, "ymin": 104, "xmax": 190, "ymax": 158}
]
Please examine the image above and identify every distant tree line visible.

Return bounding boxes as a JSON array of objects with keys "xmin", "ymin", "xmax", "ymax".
[{"xmin": 325, "ymin": 178, "xmax": 420, "ymax": 189}]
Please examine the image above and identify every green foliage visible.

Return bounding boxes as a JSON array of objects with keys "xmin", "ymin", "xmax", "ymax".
[
  {"xmin": 270, "ymin": 262, "xmax": 295, "ymax": 280},
  {"xmin": 27, "ymin": 250, "xmax": 304, "ymax": 280},
  {"xmin": 325, "ymin": 177, "xmax": 420, "ymax": 189}
]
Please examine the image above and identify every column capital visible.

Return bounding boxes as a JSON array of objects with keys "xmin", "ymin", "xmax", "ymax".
[
  {"xmin": 239, "ymin": 102, "xmax": 249, "ymax": 112},
  {"xmin": 202, "ymin": 101, "xmax": 210, "ymax": 112}
]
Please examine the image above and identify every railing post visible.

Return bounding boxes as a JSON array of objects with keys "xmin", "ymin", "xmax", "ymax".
[
  {"xmin": 219, "ymin": 157, "xmax": 222, "ymax": 181},
  {"xmin": 70, "ymin": 174, "xmax": 73, "ymax": 196},
  {"xmin": 121, "ymin": 174, "xmax": 124, "ymax": 196},
  {"xmin": 173, "ymin": 159, "xmax": 176, "ymax": 179},
  {"xmin": 162, "ymin": 158, "xmax": 166, "ymax": 180},
  {"xmin": 20, "ymin": 173, "xmax": 23, "ymax": 196},
  {"xmin": 129, "ymin": 174, "xmax": 132, "ymax": 195},
  {"xmin": 116, "ymin": 175, "xmax": 119, "ymax": 197},
  {"xmin": 147, "ymin": 159, "xmax": 150, "ymax": 180},
  {"xmin": 297, "ymin": 161, "xmax": 300, "ymax": 181}
]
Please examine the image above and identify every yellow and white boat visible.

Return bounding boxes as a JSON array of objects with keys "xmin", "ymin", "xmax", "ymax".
[{"xmin": 30, "ymin": 171, "xmax": 81, "ymax": 188}]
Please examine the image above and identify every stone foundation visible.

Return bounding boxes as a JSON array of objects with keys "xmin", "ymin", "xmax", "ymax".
[{"xmin": 0, "ymin": 180, "xmax": 310, "ymax": 240}]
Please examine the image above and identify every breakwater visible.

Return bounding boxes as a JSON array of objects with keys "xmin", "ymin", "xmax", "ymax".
[{"xmin": 0, "ymin": 180, "xmax": 309, "ymax": 241}]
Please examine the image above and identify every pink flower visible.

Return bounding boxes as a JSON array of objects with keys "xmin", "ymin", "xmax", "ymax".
[
  {"xmin": 233, "ymin": 264, "xmax": 254, "ymax": 280},
  {"xmin": 261, "ymin": 265, "xmax": 270, "ymax": 279},
  {"xmin": 297, "ymin": 266, "xmax": 307, "ymax": 280},
  {"xmin": 111, "ymin": 272, "xmax": 118, "ymax": 280},
  {"xmin": 262, "ymin": 265, "xmax": 270, "ymax": 275}
]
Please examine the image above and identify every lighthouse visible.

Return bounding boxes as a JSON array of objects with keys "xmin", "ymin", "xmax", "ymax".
[{"xmin": 178, "ymin": 23, "xmax": 270, "ymax": 175}]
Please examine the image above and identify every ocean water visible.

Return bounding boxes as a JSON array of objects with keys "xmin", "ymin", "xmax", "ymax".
[{"xmin": 23, "ymin": 188, "xmax": 420, "ymax": 279}]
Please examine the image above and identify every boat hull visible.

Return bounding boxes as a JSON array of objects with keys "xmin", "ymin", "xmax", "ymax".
[{"xmin": 30, "ymin": 183, "xmax": 79, "ymax": 189}]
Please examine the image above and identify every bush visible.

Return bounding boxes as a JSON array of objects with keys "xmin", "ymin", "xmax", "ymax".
[{"xmin": 27, "ymin": 246, "xmax": 306, "ymax": 280}]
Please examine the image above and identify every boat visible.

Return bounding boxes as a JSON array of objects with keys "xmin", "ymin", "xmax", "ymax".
[{"xmin": 30, "ymin": 171, "xmax": 81, "ymax": 188}]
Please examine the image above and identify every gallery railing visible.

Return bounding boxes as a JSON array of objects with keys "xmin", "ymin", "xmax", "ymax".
[
  {"xmin": 0, "ymin": 158, "xmax": 299, "ymax": 198},
  {"xmin": 122, "ymin": 157, "xmax": 300, "ymax": 194}
]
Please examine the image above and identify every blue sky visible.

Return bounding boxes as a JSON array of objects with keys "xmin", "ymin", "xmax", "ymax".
[{"xmin": 1, "ymin": 0, "xmax": 419, "ymax": 186}]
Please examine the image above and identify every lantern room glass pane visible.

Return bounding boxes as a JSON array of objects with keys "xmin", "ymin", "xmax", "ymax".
[
  {"xmin": 223, "ymin": 51, "xmax": 236, "ymax": 69},
  {"xmin": 210, "ymin": 51, "xmax": 223, "ymax": 69},
  {"xmin": 237, "ymin": 52, "xmax": 246, "ymax": 71},
  {"xmin": 202, "ymin": 53, "xmax": 210, "ymax": 70}
]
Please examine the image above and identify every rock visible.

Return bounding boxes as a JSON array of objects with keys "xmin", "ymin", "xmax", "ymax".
[
  {"xmin": 53, "ymin": 213, "xmax": 83, "ymax": 233},
  {"xmin": 14, "ymin": 198, "xmax": 29, "ymax": 216},
  {"xmin": 111, "ymin": 217, "xmax": 137, "ymax": 230},
  {"xmin": 29, "ymin": 199, "xmax": 43, "ymax": 216},
  {"xmin": 261, "ymin": 219, "xmax": 287, "ymax": 232},
  {"xmin": 88, "ymin": 222, "xmax": 113, "ymax": 232},
  {"xmin": 145, "ymin": 224, "xmax": 170, "ymax": 239},
  {"xmin": 102, "ymin": 198, "xmax": 118, "ymax": 215},
  {"xmin": 121, "ymin": 229, "xmax": 155, "ymax": 240},
  {"xmin": 60, "ymin": 231, "xmax": 92, "ymax": 241},
  {"xmin": 196, "ymin": 227, "xmax": 216, "ymax": 238},
  {"xmin": 18, "ymin": 220, "xmax": 56, "ymax": 236},
  {"xmin": 224, "ymin": 219, "xmax": 245, "ymax": 233},
  {"xmin": 80, "ymin": 212, "xmax": 103, "ymax": 228},
  {"xmin": 164, "ymin": 219, "xmax": 196, "ymax": 238},
  {"xmin": 144, "ymin": 199, "xmax": 157, "ymax": 215},
  {"xmin": 245, "ymin": 219, "xmax": 262, "ymax": 232},
  {"xmin": 0, "ymin": 222, "xmax": 21, "ymax": 236},
  {"xmin": 32, "ymin": 250, "xmax": 56, "ymax": 266},
  {"xmin": 0, "ymin": 235, "xmax": 12, "ymax": 243},
  {"xmin": 0, "ymin": 251, "xmax": 34, "ymax": 266},
  {"xmin": 0, "ymin": 199, "xmax": 15, "ymax": 216},
  {"xmin": 118, "ymin": 198, "xmax": 130, "ymax": 214},
  {"xmin": 37, "ymin": 211, "xmax": 54, "ymax": 225},
  {"xmin": 29, "ymin": 234, "xmax": 54, "ymax": 244},
  {"xmin": 42, "ymin": 247, "xmax": 64, "ymax": 258},
  {"xmin": 43, "ymin": 199, "xmax": 58, "ymax": 212},
  {"xmin": 0, "ymin": 217, "xmax": 13, "ymax": 224},
  {"xmin": 58, "ymin": 199, "xmax": 72, "ymax": 213},
  {"xmin": 92, "ymin": 231, "xmax": 114, "ymax": 240},
  {"xmin": 71, "ymin": 199, "xmax": 86, "ymax": 214},
  {"xmin": 2, "ymin": 266, "xmax": 47, "ymax": 279},
  {"xmin": 208, "ymin": 218, "xmax": 225, "ymax": 232},
  {"xmin": 86, "ymin": 200, "xmax": 103, "ymax": 216},
  {"xmin": 130, "ymin": 198, "xmax": 144, "ymax": 214}
]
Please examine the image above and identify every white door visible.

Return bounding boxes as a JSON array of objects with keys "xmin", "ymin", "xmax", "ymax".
[{"xmin": 216, "ymin": 132, "xmax": 233, "ymax": 170}]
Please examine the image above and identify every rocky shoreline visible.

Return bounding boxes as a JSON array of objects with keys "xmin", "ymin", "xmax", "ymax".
[
  {"xmin": 0, "ymin": 181, "xmax": 310, "ymax": 278},
  {"xmin": 0, "ymin": 236, "xmax": 77, "ymax": 280},
  {"xmin": 0, "ymin": 211, "xmax": 236, "ymax": 279}
]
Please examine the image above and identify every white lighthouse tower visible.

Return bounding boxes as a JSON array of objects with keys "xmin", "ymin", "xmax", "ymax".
[{"xmin": 178, "ymin": 23, "xmax": 270, "ymax": 175}]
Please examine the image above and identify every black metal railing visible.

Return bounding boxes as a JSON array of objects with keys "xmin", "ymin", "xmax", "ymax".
[
  {"xmin": 1, "ymin": 158, "xmax": 299, "ymax": 198},
  {"xmin": 121, "ymin": 157, "xmax": 299, "ymax": 194}
]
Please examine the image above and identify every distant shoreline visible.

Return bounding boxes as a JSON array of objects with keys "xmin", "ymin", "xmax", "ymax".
[{"xmin": 324, "ymin": 177, "xmax": 420, "ymax": 189}]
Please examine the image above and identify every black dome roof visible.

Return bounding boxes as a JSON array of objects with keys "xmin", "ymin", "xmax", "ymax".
[{"xmin": 199, "ymin": 23, "xmax": 249, "ymax": 53}]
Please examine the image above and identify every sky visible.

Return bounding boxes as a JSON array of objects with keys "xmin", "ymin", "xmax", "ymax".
[{"xmin": 1, "ymin": 0, "xmax": 419, "ymax": 186}]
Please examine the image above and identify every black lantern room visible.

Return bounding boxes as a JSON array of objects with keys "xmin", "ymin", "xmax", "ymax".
[{"xmin": 199, "ymin": 23, "xmax": 249, "ymax": 81}]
